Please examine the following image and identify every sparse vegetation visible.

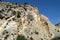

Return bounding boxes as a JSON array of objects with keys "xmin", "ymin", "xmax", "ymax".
[
  {"xmin": 16, "ymin": 35, "xmax": 27, "ymax": 40},
  {"xmin": 51, "ymin": 37, "xmax": 60, "ymax": 40},
  {"xmin": 12, "ymin": 11, "xmax": 16, "ymax": 15}
]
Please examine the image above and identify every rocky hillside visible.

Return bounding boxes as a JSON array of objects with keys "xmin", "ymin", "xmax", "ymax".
[
  {"xmin": 55, "ymin": 23, "xmax": 60, "ymax": 28},
  {"xmin": 0, "ymin": 2, "xmax": 60, "ymax": 40}
]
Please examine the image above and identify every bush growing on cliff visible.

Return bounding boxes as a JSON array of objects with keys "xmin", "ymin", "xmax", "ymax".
[
  {"xmin": 51, "ymin": 37, "xmax": 60, "ymax": 40},
  {"xmin": 16, "ymin": 35, "xmax": 27, "ymax": 40}
]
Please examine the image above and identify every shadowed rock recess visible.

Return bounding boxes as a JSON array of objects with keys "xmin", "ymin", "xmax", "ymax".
[{"xmin": 0, "ymin": 2, "xmax": 60, "ymax": 40}]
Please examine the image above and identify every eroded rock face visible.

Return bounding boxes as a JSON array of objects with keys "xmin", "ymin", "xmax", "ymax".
[{"xmin": 0, "ymin": 2, "xmax": 60, "ymax": 40}]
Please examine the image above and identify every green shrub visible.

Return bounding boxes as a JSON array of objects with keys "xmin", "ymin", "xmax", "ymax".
[
  {"xmin": 16, "ymin": 35, "xmax": 27, "ymax": 40},
  {"xmin": 51, "ymin": 37, "xmax": 60, "ymax": 40}
]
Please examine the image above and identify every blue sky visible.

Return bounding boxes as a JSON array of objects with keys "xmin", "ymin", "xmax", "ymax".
[{"xmin": 2, "ymin": 0, "xmax": 60, "ymax": 24}]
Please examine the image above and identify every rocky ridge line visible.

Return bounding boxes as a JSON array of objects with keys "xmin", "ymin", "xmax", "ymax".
[{"xmin": 0, "ymin": 2, "xmax": 60, "ymax": 40}]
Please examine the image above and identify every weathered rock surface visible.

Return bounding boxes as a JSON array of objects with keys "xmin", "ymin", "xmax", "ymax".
[{"xmin": 0, "ymin": 2, "xmax": 60, "ymax": 40}]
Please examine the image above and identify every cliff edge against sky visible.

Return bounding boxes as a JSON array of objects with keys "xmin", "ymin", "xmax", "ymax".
[{"xmin": 0, "ymin": 2, "xmax": 60, "ymax": 40}]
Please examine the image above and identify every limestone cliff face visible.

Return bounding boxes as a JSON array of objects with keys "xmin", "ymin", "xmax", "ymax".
[{"xmin": 0, "ymin": 2, "xmax": 60, "ymax": 40}]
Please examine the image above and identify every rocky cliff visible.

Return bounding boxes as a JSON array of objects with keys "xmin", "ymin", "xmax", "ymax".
[{"xmin": 0, "ymin": 2, "xmax": 60, "ymax": 40}]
